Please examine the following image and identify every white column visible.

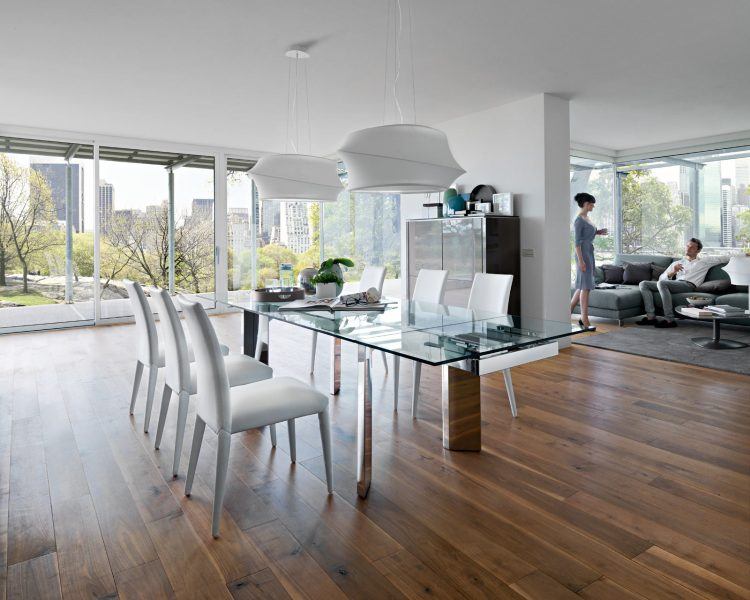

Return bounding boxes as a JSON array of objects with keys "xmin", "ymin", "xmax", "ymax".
[{"xmin": 93, "ymin": 143, "xmax": 101, "ymax": 322}]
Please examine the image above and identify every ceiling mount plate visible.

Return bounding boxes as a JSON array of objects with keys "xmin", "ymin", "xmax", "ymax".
[{"xmin": 285, "ymin": 47, "xmax": 310, "ymax": 59}]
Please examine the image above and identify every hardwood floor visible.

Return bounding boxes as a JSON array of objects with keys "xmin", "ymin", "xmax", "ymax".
[{"xmin": 1, "ymin": 313, "xmax": 748, "ymax": 599}]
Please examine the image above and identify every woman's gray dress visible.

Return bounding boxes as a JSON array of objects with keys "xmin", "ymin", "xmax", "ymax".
[{"xmin": 574, "ymin": 216, "xmax": 596, "ymax": 290}]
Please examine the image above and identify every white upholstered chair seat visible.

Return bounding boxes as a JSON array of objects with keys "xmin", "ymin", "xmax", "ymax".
[
  {"xmin": 183, "ymin": 354, "xmax": 272, "ymax": 396},
  {"xmin": 216, "ymin": 377, "xmax": 328, "ymax": 434}
]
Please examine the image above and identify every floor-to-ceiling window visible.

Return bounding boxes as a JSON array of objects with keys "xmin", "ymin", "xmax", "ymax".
[
  {"xmin": 0, "ymin": 137, "xmax": 95, "ymax": 331},
  {"xmin": 322, "ymin": 188, "xmax": 401, "ymax": 292},
  {"xmin": 616, "ymin": 147, "xmax": 749, "ymax": 256},
  {"xmin": 570, "ymin": 156, "xmax": 615, "ymax": 280},
  {"xmin": 98, "ymin": 147, "xmax": 215, "ymax": 318}
]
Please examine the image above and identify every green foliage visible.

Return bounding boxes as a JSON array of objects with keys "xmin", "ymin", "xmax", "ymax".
[
  {"xmin": 310, "ymin": 270, "xmax": 343, "ymax": 285},
  {"xmin": 620, "ymin": 170, "xmax": 692, "ymax": 255},
  {"xmin": 319, "ymin": 257, "xmax": 354, "ymax": 270},
  {"xmin": 0, "ymin": 288, "xmax": 55, "ymax": 306},
  {"xmin": 736, "ymin": 211, "xmax": 750, "ymax": 250}
]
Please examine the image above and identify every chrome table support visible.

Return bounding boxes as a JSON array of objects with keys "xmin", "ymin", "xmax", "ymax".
[
  {"xmin": 330, "ymin": 337, "xmax": 341, "ymax": 395},
  {"xmin": 356, "ymin": 344, "xmax": 372, "ymax": 498}
]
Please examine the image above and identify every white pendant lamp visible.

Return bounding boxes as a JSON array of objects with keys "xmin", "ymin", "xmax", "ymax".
[
  {"xmin": 338, "ymin": 0, "xmax": 464, "ymax": 193},
  {"xmin": 250, "ymin": 49, "xmax": 342, "ymax": 202}
]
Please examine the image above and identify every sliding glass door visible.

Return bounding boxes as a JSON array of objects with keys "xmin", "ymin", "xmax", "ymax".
[
  {"xmin": 97, "ymin": 146, "xmax": 215, "ymax": 319},
  {"xmin": 0, "ymin": 137, "xmax": 95, "ymax": 331}
]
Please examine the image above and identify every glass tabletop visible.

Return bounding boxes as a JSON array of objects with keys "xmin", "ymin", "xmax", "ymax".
[{"xmin": 201, "ymin": 291, "xmax": 585, "ymax": 366}]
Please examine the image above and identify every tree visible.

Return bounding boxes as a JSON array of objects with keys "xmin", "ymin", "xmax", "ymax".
[
  {"xmin": 736, "ymin": 210, "xmax": 750, "ymax": 250},
  {"xmin": 0, "ymin": 156, "xmax": 23, "ymax": 286},
  {"xmin": 0, "ymin": 157, "xmax": 59, "ymax": 292},
  {"xmin": 257, "ymin": 244, "xmax": 297, "ymax": 286},
  {"xmin": 620, "ymin": 170, "xmax": 692, "ymax": 255},
  {"xmin": 178, "ymin": 216, "xmax": 214, "ymax": 292}
]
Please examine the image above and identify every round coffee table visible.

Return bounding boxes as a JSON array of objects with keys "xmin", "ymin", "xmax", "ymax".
[{"xmin": 676, "ymin": 307, "xmax": 749, "ymax": 350}]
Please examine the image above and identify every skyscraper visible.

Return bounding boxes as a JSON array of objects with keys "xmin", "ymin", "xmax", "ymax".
[
  {"xmin": 192, "ymin": 198, "xmax": 214, "ymax": 219},
  {"xmin": 720, "ymin": 178, "xmax": 735, "ymax": 247},
  {"xmin": 98, "ymin": 180, "xmax": 114, "ymax": 234},
  {"xmin": 279, "ymin": 201, "xmax": 311, "ymax": 254},
  {"xmin": 259, "ymin": 200, "xmax": 280, "ymax": 246},
  {"xmin": 698, "ymin": 162, "xmax": 722, "ymax": 248},
  {"xmin": 30, "ymin": 162, "xmax": 84, "ymax": 232}
]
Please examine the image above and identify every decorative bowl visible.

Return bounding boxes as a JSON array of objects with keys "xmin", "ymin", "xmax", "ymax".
[{"xmin": 686, "ymin": 296, "xmax": 712, "ymax": 307}]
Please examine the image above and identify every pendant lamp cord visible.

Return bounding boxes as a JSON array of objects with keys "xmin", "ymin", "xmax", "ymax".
[
  {"xmin": 382, "ymin": 0, "xmax": 391, "ymax": 125},
  {"xmin": 305, "ymin": 60, "xmax": 312, "ymax": 154},
  {"xmin": 393, "ymin": 0, "xmax": 404, "ymax": 124},
  {"xmin": 285, "ymin": 58, "xmax": 292, "ymax": 153},
  {"xmin": 408, "ymin": 0, "xmax": 416, "ymax": 124}
]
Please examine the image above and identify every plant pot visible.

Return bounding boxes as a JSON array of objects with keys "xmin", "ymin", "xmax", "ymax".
[{"xmin": 315, "ymin": 282, "xmax": 338, "ymax": 299}]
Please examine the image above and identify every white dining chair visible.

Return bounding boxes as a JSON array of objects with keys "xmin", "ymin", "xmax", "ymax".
[
  {"xmin": 125, "ymin": 280, "xmax": 162, "ymax": 433},
  {"xmin": 150, "ymin": 288, "xmax": 274, "ymax": 477},
  {"xmin": 393, "ymin": 269, "xmax": 448, "ymax": 414},
  {"xmin": 179, "ymin": 296, "xmax": 333, "ymax": 537},
  {"xmin": 410, "ymin": 272, "xmax": 515, "ymax": 418},
  {"xmin": 309, "ymin": 265, "xmax": 388, "ymax": 374}
]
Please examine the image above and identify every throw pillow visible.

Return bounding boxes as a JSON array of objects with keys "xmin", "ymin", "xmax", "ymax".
[
  {"xmin": 601, "ymin": 264, "xmax": 624, "ymax": 284},
  {"xmin": 622, "ymin": 262, "xmax": 652, "ymax": 285},
  {"xmin": 594, "ymin": 266, "xmax": 604, "ymax": 284},
  {"xmin": 651, "ymin": 263, "xmax": 666, "ymax": 280},
  {"xmin": 696, "ymin": 279, "xmax": 732, "ymax": 293}
]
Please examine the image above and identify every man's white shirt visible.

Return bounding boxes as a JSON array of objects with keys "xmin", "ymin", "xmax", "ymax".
[{"xmin": 659, "ymin": 255, "xmax": 727, "ymax": 287}]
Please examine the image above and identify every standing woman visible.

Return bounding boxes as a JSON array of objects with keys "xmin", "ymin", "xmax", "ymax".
[{"xmin": 570, "ymin": 192, "xmax": 607, "ymax": 329}]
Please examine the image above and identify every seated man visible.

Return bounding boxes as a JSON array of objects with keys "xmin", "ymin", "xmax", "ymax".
[{"xmin": 636, "ymin": 238, "xmax": 725, "ymax": 328}]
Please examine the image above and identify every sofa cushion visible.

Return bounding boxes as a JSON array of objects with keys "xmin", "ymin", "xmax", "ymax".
[
  {"xmin": 696, "ymin": 279, "xmax": 732, "ymax": 294},
  {"xmin": 602, "ymin": 264, "xmax": 624, "ymax": 284},
  {"xmin": 622, "ymin": 262, "xmax": 652, "ymax": 285},
  {"xmin": 616, "ymin": 254, "xmax": 675, "ymax": 268},
  {"xmin": 587, "ymin": 286, "xmax": 644, "ymax": 311},
  {"xmin": 715, "ymin": 292, "xmax": 749, "ymax": 310},
  {"xmin": 651, "ymin": 263, "xmax": 666, "ymax": 280},
  {"xmin": 706, "ymin": 262, "xmax": 730, "ymax": 282}
]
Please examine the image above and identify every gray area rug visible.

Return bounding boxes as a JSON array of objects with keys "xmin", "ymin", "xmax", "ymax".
[{"xmin": 574, "ymin": 321, "xmax": 750, "ymax": 375}]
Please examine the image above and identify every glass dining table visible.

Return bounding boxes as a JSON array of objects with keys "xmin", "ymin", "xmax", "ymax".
[{"xmin": 201, "ymin": 291, "xmax": 585, "ymax": 497}]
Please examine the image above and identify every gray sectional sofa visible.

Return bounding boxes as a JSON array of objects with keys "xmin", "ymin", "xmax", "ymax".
[{"xmin": 572, "ymin": 253, "xmax": 749, "ymax": 325}]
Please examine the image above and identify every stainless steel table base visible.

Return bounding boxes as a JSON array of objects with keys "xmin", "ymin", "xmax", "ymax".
[
  {"xmin": 357, "ymin": 345, "xmax": 372, "ymax": 498},
  {"xmin": 441, "ymin": 365, "xmax": 482, "ymax": 451}
]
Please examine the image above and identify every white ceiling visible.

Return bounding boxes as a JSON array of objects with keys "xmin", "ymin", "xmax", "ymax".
[{"xmin": 2, "ymin": 0, "xmax": 749, "ymax": 155}]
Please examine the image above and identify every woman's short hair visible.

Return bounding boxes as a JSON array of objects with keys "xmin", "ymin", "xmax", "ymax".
[{"xmin": 574, "ymin": 192, "xmax": 596, "ymax": 208}]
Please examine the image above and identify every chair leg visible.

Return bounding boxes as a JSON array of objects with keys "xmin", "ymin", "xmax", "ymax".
[
  {"xmin": 154, "ymin": 384, "xmax": 172, "ymax": 449},
  {"xmin": 129, "ymin": 361, "xmax": 144, "ymax": 415},
  {"xmin": 318, "ymin": 411, "xmax": 333, "ymax": 494},
  {"xmin": 393, "ymin": 356, "xmax": 400, "ymax": 412},
  {"xmin": 503, "ymin": 369, "xmax": 518, "ymax": 417},
  {"xmin": 270, "ymin": 423, "xmax": 277, "ymax": 447},
  {"xmin": 411, "ymin": 362, "xmax": 422, "ymax": 419},
  {"xmin": 380, "ymin": 351, "xmax": 389, "ymax": 373},
  {"xmin": 212, "ymin": 430, "xmax": 231, "ymax": 538},
  {"xmin": 185, "ymin": 416, "xmax": 205, "ymax": 496},
  {"xmin": 143, "ymin": 365, "xmax": 158, "ymax": 433},
  {"xmin": 287, "ymin": 419, "xmax": 296, "ymax": 463},
  {"xmin": 172, "ymin": 391, "xmax": 190, "ymax": 477},
  {"xmin": 310, "ymin": 331, "xmax": 318, "ymax": 373}
]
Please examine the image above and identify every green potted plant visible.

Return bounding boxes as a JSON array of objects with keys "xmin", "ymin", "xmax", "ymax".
[{"xmin": 313, "ymin": 257, "xmax": 354, "ymax": 297}]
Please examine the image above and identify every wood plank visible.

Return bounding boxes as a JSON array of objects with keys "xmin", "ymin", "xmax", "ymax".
[
  {"xmin": 246, "ymin": 520, "xmax": 347, "ymax": 600},
  {"xmin": 634, "ymin": 545, "xmax": 750, "ymax": 600},
  {"xmin": 114, "ymin": 559, "xmax": 176, "ymax": 599},
  {"xmin": 509, "ymin": 570, "xmax": 581, "ymax": 600},
  {"xmin": 51, "ymin": 494, "xmax": 116, "ymax": 600},
  {"xmin": 227, "ymin": 567, "xmax": 292, "ymax": 600},
  {"xmin": 6, "ymin": 552, "xmax": 62, "ymax": 600},
  {"xmin": 578, "ymin": 577, "xmax": 645, "ymax": 600},
  {"xmin": 145, "ymin": 512, "xmax": 227, "ymax": 595}
]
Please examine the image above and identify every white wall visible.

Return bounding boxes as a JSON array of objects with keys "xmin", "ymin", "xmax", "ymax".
[{"xmin": 400, "ymin": 93, "xmax": 571, "ymax": 324}]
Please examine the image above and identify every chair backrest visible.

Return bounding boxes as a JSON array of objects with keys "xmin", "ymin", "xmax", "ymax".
[
  {"xmin": 150, "ymin": 288, "xmax": 190, "ymax": 392},
  {"xmin": 359, "ymin": 266, "xmax": 386, "ymax": 294},
  {"xmin": 467, "ymin": 273, "xmax": 513, "ymax": 314},
  {"xmin": 178, "ymin": 296, "xmax": 231, "ymax": 433},
  {"xmin": 413, "ymin": 269, "xmax": 448, "ymax": 303},
  {"xmin": 124, "ymin": 280, "xmax": 159, "ymax": 365}
]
